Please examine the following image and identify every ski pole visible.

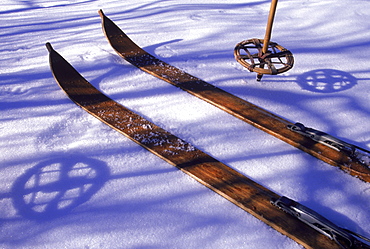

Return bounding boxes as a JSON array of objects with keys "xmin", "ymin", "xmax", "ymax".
[{"xmin": 263, "ymin": 0, "xmax": 278, "ymax": 54}]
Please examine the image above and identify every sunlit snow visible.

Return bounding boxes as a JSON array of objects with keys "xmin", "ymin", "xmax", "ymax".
[{"xmin": 1, "ymin": 0, "xmax": 370, "ymax": 248}]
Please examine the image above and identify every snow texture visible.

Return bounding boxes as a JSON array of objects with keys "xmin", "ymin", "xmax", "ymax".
[{"xmin": 1, "ymin": 0, "xmax": 370, "ymax": 248}]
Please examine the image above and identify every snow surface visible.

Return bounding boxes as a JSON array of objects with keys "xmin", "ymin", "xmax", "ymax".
[{"xmin": 1, "ymin": 0, "xmax": 370, "ymax": 248}]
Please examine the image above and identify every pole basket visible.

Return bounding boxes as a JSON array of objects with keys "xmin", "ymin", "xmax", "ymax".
[{"xmin": 234, "ymin": 38, "xmax": 294, "ymax": 78}]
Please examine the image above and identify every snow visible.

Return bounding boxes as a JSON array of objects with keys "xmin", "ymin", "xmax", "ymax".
[{"xmin": 1, "ymin": 0, "xmax": 370, "ymax": 248}]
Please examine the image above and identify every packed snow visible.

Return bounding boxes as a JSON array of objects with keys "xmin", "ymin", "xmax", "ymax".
[{"xmin": 1, "ymin": 0, "xmax": 370, "ymax": 248}]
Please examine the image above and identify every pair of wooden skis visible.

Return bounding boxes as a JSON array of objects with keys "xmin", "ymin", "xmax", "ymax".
[{"xmin": 45, "ymin": 9, "xmax": 370, "ymax": 249}]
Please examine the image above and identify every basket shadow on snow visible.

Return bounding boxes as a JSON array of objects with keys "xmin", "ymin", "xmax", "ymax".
[
  {"xmin": 11, "ymin": 156, "xmax": 110, "ymax": 220},
  {"xmin": 296, "ymin": 69, "xmax": 357, "ymax": 93}
]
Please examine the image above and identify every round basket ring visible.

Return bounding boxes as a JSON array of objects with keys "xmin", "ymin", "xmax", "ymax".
[{"xmin": 234, "ymin": 38, "xmax": 294, "ymax": 75}]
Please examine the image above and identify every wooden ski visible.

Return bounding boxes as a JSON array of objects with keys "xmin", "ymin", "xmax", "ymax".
[
  {"xmin": 46, "ymin": 42, "xmax": 353, "ymax": 249},
  {"xmin": 98, "ymin": 10, "xmax": 370, "ymax": 183}
]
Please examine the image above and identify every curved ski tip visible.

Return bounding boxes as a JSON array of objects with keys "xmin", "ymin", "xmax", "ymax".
[
  {"xmin": 45, "ymin": 42, "xmax": 54, "ymax": 53},
  {"xmin": 98, "ymin": 9, "xmax": 105, "ymax": 18}
]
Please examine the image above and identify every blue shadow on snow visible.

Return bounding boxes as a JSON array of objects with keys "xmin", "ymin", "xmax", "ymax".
[
  {"xmin": 11, "ymin": 155, "xmax": 110, "ymax": 220},
  {"xmin": 296, "ymin": 69, "xmax": 357, "ymax": 93}
]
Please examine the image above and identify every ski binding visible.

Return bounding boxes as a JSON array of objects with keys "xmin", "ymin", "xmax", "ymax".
[
  {"xmin": 287, "ymin": 122, "xmax": 370, "ymax": 167},
  {"xmin": 272, "ymin": 196, "xmax": 360, "ymax": 248}
]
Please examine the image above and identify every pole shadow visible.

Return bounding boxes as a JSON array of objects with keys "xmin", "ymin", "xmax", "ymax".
[
  {"xmin": 11, "ymin": 155, "xmax": 110, "ymax": 220},
  {"xmin": 296, "ymin": 69, "xmax": 357, "ymax": 93}
]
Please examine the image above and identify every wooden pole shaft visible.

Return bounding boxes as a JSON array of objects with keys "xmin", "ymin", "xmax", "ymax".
[{"xmin": 263, "ymin": 0, "xmax": 278, "ymax": 54}]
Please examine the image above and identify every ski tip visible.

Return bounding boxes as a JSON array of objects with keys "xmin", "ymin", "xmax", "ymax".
[
  {"xmin": 98, "ymin": 9, "xmax": 105, "ymax": 18},
  {"xmin": 45, "ymin": 42, "xmax": 53, "ymax": 53}
]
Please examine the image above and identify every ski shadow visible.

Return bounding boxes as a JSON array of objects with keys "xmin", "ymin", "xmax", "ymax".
[
  {"xmin": 11, "ymin": 155, "xmax": 110, "ymax": 220},
  {"xmin": 295, "ymin": 69, "xmax": 358, "ymax": 93}
]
